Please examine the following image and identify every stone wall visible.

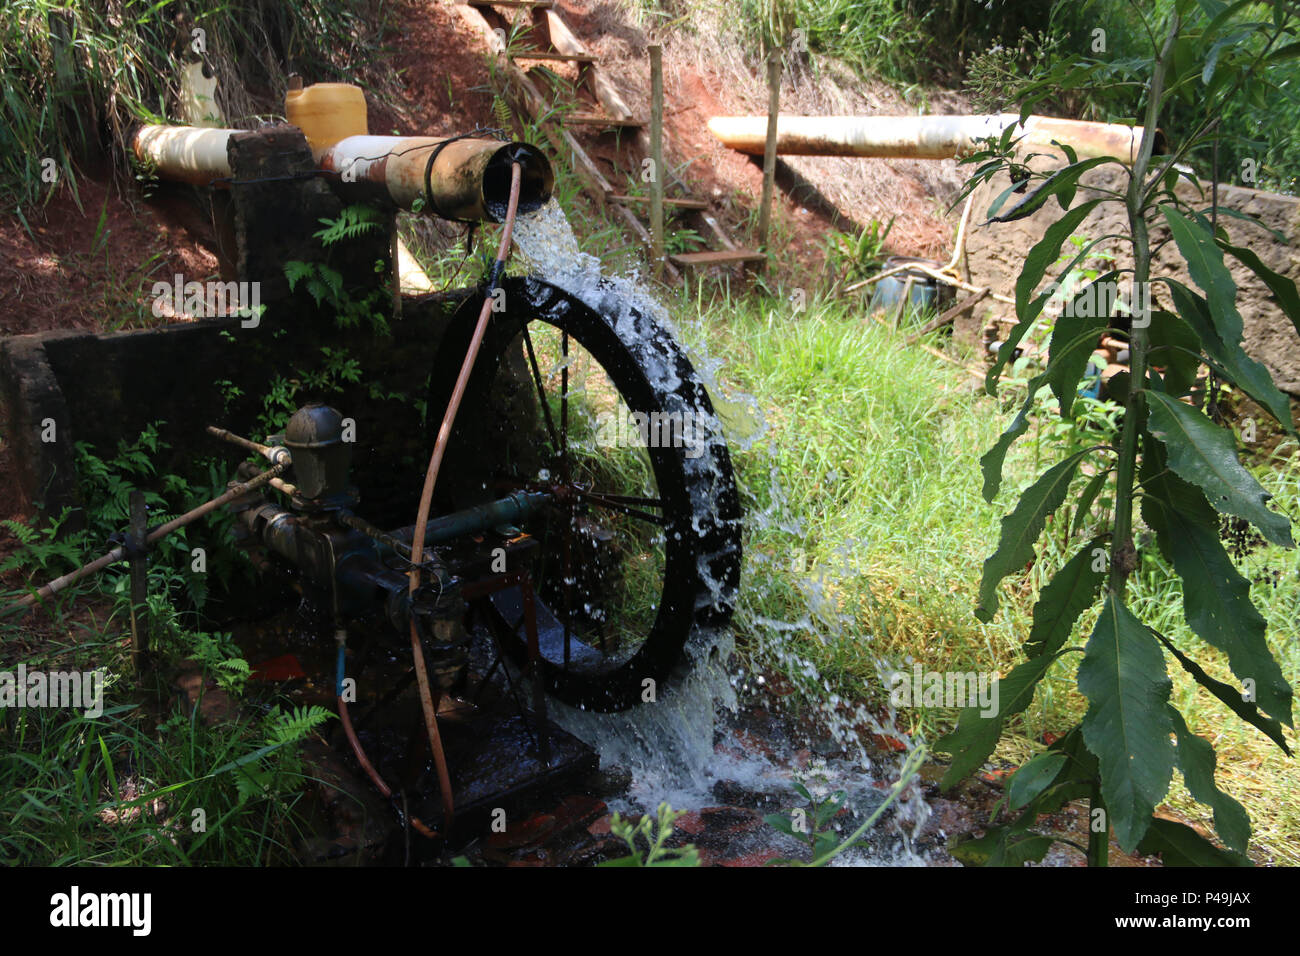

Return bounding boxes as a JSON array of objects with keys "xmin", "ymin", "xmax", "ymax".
[{"xmin": 959, "ymin": 163, "xmax": 1300, "ymax": 394}]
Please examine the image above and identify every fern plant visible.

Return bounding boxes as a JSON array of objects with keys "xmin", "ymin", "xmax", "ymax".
[
  {"xmin": 284, "ymin": 204, "xmax": 391, "ymax": 334},
  {"xmin": 230, "ymin": 705, "xmax": 332, "ymax": 806}
]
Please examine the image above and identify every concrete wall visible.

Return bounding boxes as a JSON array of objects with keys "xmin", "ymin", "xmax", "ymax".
[
  {"xmin": 0, "ymin": 294, "xmax": 468, "ymax": 528},
  {"xmin": 960, "ymin": 163, "xmax": 1300, "ymax": 394}
]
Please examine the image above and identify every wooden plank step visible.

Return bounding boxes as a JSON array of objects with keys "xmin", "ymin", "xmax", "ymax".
[
  {"xmin": 564, "ymin": 112, "xmax": 645, "ymax": 128},
  {"xmin": 669, "ymin": 249, "xmax": 766, "ymax": 267},
  {"xmin": 467, "ymin": 1, "xmax": 554, "ymax": 9},
  {"xmin": 608, "ymin": 193, "xmax": 708, "ymax": 210},
  {"xmin": 511, "ymin": 51, "xmax": 597, "ymax": 63}
]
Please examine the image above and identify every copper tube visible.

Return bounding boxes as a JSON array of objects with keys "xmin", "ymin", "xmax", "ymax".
[
  {"xmin": 337, "ymin": 695, "xmax": 439, "ymax": 840},
  {"xmin": 404, "ymin": 161, "xmax": 525, "ymax": 827},
  {"xmin": 9, "ymin": 462, "xmax": 289, "ymax": 612}
]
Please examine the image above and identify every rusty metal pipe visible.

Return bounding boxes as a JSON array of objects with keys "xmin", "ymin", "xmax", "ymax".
[
  {"xmin": 317, "ymin": 134, "xmax": 551, "ymax": 222},
  {"xmin": 8, "ymin": 461, "xmax": 289, "ymax": 612},
  {"xmin": 132, "ymin": 126, "xmax": 552, "ymax": 223},
  {"xmin": 707, "ymin": 114, "xmax": 1163, "ymax": 164}
]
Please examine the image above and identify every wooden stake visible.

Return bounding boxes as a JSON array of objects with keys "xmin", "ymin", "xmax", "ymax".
[
  {"xmin": 649, "ymin": 43, "xmax": 665, "ymax": 281},
  {"xmin": 127, "ymin": 490, "xmax": 148, "ymax": 673},
  {"xmin": 893, "ymin": 276, "xmax": 915, "ymax": 330},
  {"xmin": 905, "ymin": 286, "xmax": 990, "ymax": 345},
  {"xmin": 757, "ymin": 51, "xmax": 781, "ymax": 256}
]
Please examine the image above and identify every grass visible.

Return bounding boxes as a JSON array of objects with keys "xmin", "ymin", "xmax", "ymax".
[
  {"xmin": 1, "ymin": 0, "xmax": 387, "ymax": 218},
  {"xmin": 661, "ymin": 281, "xmax": 1300, "ymax": 864}
]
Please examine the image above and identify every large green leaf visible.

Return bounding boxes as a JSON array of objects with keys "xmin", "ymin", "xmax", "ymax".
[
  {"xmin": 978, "ymin": 451, "xmax": 1090, "ymax": 622},
  {"xmin": 1144, "ymin": 390, "xmax": 1294, "ymax": 547},
  {"xmin": 1218, "ymin": 239, "xmax": 1300, "ymax": 343},
  {"xmin": 936, "ymin": 653, "xmax": 1056, "ymax": 791},
  {"xmin": 1162, "ymin": 205, "xmax": 1243, "ymax": 342},
  {"xmin": 1144, "ymin": 310, "xmax": 1201, "ymax": 398},
  {"xmin": 1024, "ymin": 537, "xmax": 1106, "ymax": 659},
  {"xmin": 1135, "ymin": 817, "xmax": 1251, "ymax": 866},
  {"xmin": 1007, "ymin": 752, "xmax": 1068, "ymax": 810},
  {"xmin": 1031, "ymin": 725, "xmax": 1100, "ymax": 815},
  {"xmin": 1168, "ymin": 707, "xmax": 1251, "ymax": 854},
  {"xmin": 1141, "ymin": 460, "xmax": 1294, "ymax": 724},
  {"xmin": 977, "ymin": 304, "xmax": 1112, "ymax": 504},
  {"xmin": 1016, "ymin": 199, "xmax": 1106, "ymax": 320},
  {"xmin": 1077, "ymin": 594, "xmax": 1175, "ymax": 853},
  {"xmin": 1046, "ymin": 275, "xmax": 1120, "ymax": 416},
  {"xmin": 980, "ymin": 393, "xmax": 1035, "ymax": 503},
  {"xmin": 950, "ymin": 828, "xmax": 1055, "ymax": 867},
  {"xmin": 1150, "ymin": 628, "xmax": 1293, "ymax": 756},
  {"xmin": 1072, "ymin": 468, "xmax": 1112, "ymax": 534},
  {"xmin": 986, "ymin": 200, "xmax": 1106, "ymax": 395},
  {"xmin": 990, "ymin": 158, "xmax": 1117, "ymax": 222},
  {"xmin": 1163, "ymin": 279, "xmax": 1293, "ymax": 427}
]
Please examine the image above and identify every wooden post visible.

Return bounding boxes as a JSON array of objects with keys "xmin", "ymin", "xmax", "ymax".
[
  {"xmin": 127, "ymin": 490, "xmax": 148, "ymax": 673},
  {"xmin": 894, "ymin": 276, "xmax": 915, "ymax": 330},
  {"xmin": 649, "ymin": 43, "xmax": 665, "ymax": 282},
  {"xmin": 757, "ymin": 51, "xmax": 781, "ymax": 255},
  {"xmin": 390, "ymin": 216, "xmax": 403, "ymax": 321}
]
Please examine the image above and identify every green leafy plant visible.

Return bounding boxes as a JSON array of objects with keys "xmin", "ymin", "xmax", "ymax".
[
  {"xmin": 284, "ymin": 205, "xmax": 392, "ymax": 334},
  {"xmin": 764, "ymin": 747, "xmax": 926, "ymax": 866},
  {"xmin": 824, "ymin": 216, "xmax": 895, "ymax": 285},
  {"xmin": 938, "ymin": 2, "xmax": 1300, "ymax": 866},
  {"xmin": 230, "ymin": 705, "xmax": 333, "ymax": 805},
  {"xmin": 598, "ymin": 803, "xmax": 700, "ymax": 866},
  {"xmin": 765, "ymin": 779, "xmax": 848, "ymax": 861},
  {"xmin": 665, "ymin": 227, "xmax": 707, "ymax": 257},
  {"xmin": 1, "ymin": 0, "xmax": 386, "ymax": 216}
]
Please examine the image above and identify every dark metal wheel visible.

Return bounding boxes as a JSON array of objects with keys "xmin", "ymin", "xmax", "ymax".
[{"xmin": 426, "ymin": 276, "xmax": 741, "ymax": 711}]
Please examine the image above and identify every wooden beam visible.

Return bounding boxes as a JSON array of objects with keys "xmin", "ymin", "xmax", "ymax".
[
  {"xmin": 454, "ymin": 3, "xmax": 680, "ymax": 282},
  {"xmin": 669, "ymin": 249, "xmax": 766, "ymax": 267},
  {"xmin": 543, "ymin": 8, "xmax": 638, "ymax": 124},
  {"xmin": 757, "ymin": 51, "xmax": 780, "ymax": 255},
  {"xmin": 562, "ymin": 113, "xmax": 644, "ymax": 128},
  {"xmin": 468, "ymin": 1, "xmax": 554, "ymax": 9},
  {"xmin": 512, "ymin": 51, "xmax": 597, "ymax": 63},
  {"xmin": 608, "ymin": 194, "xmax": 708, "ymax": 210},
  {"xmin": 905, "ymin": 286, "xmax": 990, "ymax": 345},
  {"xmin": 649, "ymin": 43, "xmax": 665, "ymax": 282}
]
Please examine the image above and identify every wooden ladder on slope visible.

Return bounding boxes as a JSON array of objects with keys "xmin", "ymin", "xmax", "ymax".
[{"xmin": 456, "ymin": 1, "xmax": 765, "ymax": 280}]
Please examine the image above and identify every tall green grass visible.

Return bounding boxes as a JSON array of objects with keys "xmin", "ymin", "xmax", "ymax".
[
  {"xmin": 0, "ymin": 0, "xmax": 384, "ymax": 218},
  {"xmin": 732, "ymin": 0, "xmax": 1057, "ymax": 84},
  {"xmin": 668, "ymin": 282, "xmax": 1300, "ymax": 861}
]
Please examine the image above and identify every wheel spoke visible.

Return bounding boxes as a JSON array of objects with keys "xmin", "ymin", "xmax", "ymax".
[
  {"xmin": 521, "ymin": 322, "xmax": 560, "ymax": 455},
  {"xmin": 560, "ymin": 329, "xmax": 572, "ymax": 668},
  {"xmin": 580, "ymin": 493, "xmax": 667, "ymax": 526}
]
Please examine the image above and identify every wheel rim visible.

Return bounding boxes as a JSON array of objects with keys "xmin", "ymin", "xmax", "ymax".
[{"xmin": 427, "ymin": 277, "xmax": 741, "ymax": 711}]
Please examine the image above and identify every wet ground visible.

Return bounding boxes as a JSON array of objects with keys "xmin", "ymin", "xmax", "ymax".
[{"xmin": 168, "ymin": 598, "xmax": 1166, "ymax": 867}]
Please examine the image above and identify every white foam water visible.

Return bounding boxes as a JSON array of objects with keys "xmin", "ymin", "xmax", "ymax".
[{"xmin": 510, "ymin": 200, "xmax": 933, "ymax": 865}]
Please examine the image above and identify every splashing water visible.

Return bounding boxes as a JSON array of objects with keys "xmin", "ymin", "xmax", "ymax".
[{"xmin": 511, "ymin": 200, "xmax": 934, "ymax": 864}]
